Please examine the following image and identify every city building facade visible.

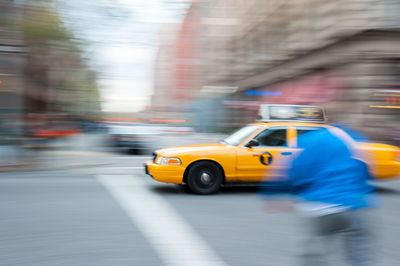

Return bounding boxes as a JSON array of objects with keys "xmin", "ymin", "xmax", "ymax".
[
  {"xmin": 200, "ymin": 0, "xmax": 400, "ymax": 141},
  {"xmin": 151, "ymin": 3, "xmax": 204, "ymax": 128},
  {"xmin": 152, "ymin": 0, "xmax": 400, "ymax": 141}
]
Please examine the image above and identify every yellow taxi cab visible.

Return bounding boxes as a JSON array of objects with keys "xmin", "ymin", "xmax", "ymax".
[{"xmin": 145, "ymin": 105, "xmax": 400, "ymax": 194}]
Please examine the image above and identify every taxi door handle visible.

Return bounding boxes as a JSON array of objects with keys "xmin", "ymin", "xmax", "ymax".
[{"xmin": 281, "ymin": 152, "xmax": 292, "ymax": 156}]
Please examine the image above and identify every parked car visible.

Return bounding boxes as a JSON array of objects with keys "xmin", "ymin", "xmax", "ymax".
[{"xmin": 108, "ymin": 124, "xmax": 157, "ymax": 154}]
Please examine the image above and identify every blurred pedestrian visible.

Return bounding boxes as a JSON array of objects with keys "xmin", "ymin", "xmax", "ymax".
[{"xmin": 290, "ymin": 126, "xmax": 377, "ymax": 266}]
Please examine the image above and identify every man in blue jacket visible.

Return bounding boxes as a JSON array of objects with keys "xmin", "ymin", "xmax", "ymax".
[{"xmin": 290, "ymin": 126, "xmax": 377, "ymax": 266}]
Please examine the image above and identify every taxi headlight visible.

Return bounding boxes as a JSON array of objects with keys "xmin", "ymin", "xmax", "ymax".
[{"xmin": 156, "ymin": 156, "xmax": 181, "ymax": 165}]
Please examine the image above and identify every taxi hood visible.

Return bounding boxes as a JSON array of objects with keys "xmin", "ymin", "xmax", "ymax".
[{"xmin": 156, "ymin": 143, "xmax": 227, "ymax": 157}]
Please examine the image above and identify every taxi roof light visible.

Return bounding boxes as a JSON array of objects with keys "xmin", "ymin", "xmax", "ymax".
[{"xmin": 257, "ymin": 104, "xmax": 326, "ymax": 123}]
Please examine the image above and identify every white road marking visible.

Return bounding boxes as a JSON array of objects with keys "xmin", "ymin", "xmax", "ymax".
[{"xmin": 97, "ymin": 175, "xmax": 227, "ymax": 266}]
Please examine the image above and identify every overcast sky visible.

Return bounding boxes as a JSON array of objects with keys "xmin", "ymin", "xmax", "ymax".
[{"xmin": 57, "ymin": 0, "xmax": 189, "ymax": 113}]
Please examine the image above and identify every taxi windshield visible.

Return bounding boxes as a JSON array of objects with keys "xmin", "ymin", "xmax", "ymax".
[{"xmin": 222, "ymin": 125, "xmax": 261, "ymax": 146}]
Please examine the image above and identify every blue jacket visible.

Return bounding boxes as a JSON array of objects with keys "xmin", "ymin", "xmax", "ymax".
[{"xmin": 289, "ymin": 128, "xmax": 375, "ymax": 209}]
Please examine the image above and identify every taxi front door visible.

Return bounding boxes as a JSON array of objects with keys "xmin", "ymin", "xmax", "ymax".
[{"xmin": 236, "ymin": 127, "xmax": 295, "ymax": 182}]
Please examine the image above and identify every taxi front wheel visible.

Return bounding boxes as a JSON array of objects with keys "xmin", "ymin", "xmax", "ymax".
[{"xmin": 187, "ymin": 161, "xmax": 222, "ymax": 194}]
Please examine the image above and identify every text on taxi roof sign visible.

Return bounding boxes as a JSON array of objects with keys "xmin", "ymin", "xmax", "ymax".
[{"xmin": 258, "ymin": 104, "xmax": 326, "ymax": 123}]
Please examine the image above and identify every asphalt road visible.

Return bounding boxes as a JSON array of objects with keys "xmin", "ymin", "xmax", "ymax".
[{"xmin": 1, "ymin": 134, "xmax": 400, "ymax": 266}]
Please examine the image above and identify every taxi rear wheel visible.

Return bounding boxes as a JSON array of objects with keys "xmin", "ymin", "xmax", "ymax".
[{"xmin": 187, "ymin": 161, "xmax": 222, "ymax": 194}]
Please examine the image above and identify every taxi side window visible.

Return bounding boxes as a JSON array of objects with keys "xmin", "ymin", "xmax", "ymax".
[{"xmin": 255, "ymin": 128, "xmax": 287, "ymax": 147}]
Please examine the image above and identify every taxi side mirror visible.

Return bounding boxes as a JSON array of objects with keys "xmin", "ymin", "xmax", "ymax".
[{"xmin": 245, "ymin": 139, "xmax": 259, "ymax": 148}]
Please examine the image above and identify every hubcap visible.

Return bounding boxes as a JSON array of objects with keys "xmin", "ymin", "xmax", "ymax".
[{"xmin": 200, "ymin": 172, "xmax": 211, "ymax": 184}]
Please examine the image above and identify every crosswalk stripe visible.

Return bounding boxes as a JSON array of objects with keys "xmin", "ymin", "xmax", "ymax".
[{"xmin": 97, "ymin": 175, "xmax": 227, "ymax": 266}]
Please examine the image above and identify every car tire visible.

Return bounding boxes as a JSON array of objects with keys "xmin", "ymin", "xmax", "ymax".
[{"xmin": 187, "ymin": 161, "xmax": 222, "ymax": 194}]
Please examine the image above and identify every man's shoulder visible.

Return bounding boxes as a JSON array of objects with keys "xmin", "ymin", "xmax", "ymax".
[{"xmin": 297, "ymin": 128, "xmax": 337, "ymax": 148}]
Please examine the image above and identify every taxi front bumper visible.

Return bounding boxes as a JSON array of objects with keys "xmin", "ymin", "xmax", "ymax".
[{"xmin": 145, "ymin": 160, "xmax": 185, "ymax": 184}]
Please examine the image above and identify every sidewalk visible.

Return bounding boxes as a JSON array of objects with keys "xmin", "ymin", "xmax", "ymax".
[
  {"xmin": 0, "ymin": 132, "xmax": 229, "ymax": 172},
  {"xmin": 0, "ymin": 133, "xmax": 111, "ymax": 172}
]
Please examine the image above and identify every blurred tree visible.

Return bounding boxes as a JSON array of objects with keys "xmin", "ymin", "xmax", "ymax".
[{"xmin": 20, "ymin": 0, "xmax": 101, "ymax": 120}]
